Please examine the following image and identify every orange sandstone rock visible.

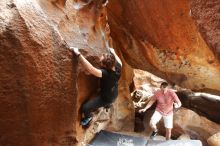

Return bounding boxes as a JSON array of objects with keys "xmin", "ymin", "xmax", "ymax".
[{"xmin": 107, "ymin": 0, "xmax": 220, "ymax": 95}]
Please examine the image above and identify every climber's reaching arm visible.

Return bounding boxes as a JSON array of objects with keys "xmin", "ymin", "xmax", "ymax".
[
  {"xmin": 70, "ymin": 47, "xmax": 102, "ymax": 78},
  {"xmin": 79, "ymin": 54, "xmax": 102, "ymax": 78},
  {"xmin": 109, "ymin": 48, "xmax": 122, "ymax": 66}
]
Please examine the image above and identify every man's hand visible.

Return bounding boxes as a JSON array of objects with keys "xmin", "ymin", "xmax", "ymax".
[
  {"xmin": 173, "ymin": 103, "xmax": 181, "ymax": 113},
  {"xmin": 174, "ymin": 103, "xmax": 180, "ymax": 109},
  {"xmin": 109, "ymin": 48, "xmax": 115, "ymax": 53},
  {"xmin": 139, "ymin": 108, "xmax": 147, "ymax": 113},
  {"xmin": 61, "ymin": 39, "xmax": 69, "ymax": 48},
  {"xmin": 70, "ymin": 47, "xmax": 80, "ymax": 56}
]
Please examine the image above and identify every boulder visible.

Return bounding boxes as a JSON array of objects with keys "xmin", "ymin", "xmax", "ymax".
[
  {"xmin": 191, "ymin": 0, "xmax": 220, "ymax": 61},
  {"xmin": 0, "ymin": 0, "xmax": 115, "ymax": 145},
  {"xmin": 207, "ymin": 133, "xmax": 220, "ymax": 146},
  {"xmin": 107, "ymin": 0, "xmax": 220, "ymax": 95},
  {"xmin": 177, "ymin": 91, "xmax": 220, "ymax": 124},
  {"xmin": 177, "ymin": 134, "xmax": 191, "ymax": 140}
]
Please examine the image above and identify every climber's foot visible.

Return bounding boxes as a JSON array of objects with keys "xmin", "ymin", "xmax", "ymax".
[{"xmin": 81, "ymin": 116, "xmax": 93, "ymax": 126}]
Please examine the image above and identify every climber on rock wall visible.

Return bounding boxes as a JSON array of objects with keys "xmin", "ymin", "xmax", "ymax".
[
  {"xmin": 139, "ymin": 82, "xmax": 182, "ymax": 140},
  {"xmin": 70, "ymin": 47, "xmax": 122, "ymax": 126}
]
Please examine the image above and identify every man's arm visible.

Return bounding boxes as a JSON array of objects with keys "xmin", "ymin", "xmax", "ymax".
[
  {"xmin": 109, "ymin": 48, "xmax": 122, "ymax": 66},
  {"xmin": 174, "ymin": 98, "xmax": 182, "ymax": 108},
  {"xmin": 70, "ymin": 47, "xmax": 102, "ymax": 78},
  {"xmin": 139, "ymin": 97, "xmax": 156, "ymax": 113},
  {"xmin": 172, "ymin": 91, "xmax": 182, "ymax": 108}
]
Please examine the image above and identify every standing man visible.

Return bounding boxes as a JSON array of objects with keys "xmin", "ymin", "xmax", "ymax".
[{"xmin": 139, "ymin": 82, "xmax": 182, "ymax": 140}]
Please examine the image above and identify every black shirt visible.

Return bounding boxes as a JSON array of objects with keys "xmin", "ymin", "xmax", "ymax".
[{"xmin": 100, "ymin": 61, "xmax": 122, "ymax": 101}]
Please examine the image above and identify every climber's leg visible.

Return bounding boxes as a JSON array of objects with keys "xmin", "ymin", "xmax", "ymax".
[{"xmin": 81, "ymin": 95, "xmax": 108, "ymax": 125}]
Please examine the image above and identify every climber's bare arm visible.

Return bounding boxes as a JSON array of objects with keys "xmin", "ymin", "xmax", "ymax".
[
  {"xmin": 79, "ymin": 54, "xmax": 102, "ymax": 78},
  {"xmin": 70, "ymin": 47, "xmax": 102, "ymax": 78},
  {"xmin": 109, "ymin": 48, "xmax": 122, "ymax": 66}
]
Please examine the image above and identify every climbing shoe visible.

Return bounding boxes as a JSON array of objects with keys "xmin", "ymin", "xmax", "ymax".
[
  {"xmin": 150, "ymin": 130, "xmax": 158, "ymax": 139},
  {"xmin": 81, "ymin": 117, "xmax": 93, "ymax": 126}
]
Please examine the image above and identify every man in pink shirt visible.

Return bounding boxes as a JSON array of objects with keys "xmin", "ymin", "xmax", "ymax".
[{"xmin": 139, "ymin": 82, "xmax": 182, "ymax": 140}]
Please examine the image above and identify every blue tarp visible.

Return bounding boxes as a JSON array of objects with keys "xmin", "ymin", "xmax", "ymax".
[
  {"xmin": 89, "ymin": 130, "xmax": 203, "ymax": 146},
  {"xmin": 89, "ymin": 130, "xmax": 147, "ymax": 146}
]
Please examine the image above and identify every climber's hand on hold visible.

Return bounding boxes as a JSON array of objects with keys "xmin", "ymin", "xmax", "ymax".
[
  {"xmin": 109, "ymin": 48, "xmax": 115, "ymax": 53},
  {"xmin": 62, "ymin": 40, "xmax": 69, "ymax": 48},
  {"xmin": 70, "ymin": 47, "xmax": 80, "ymax": 56},
  {"xmin": 102, "ymin": 0, "xmax": 109, "ymax": 7}
]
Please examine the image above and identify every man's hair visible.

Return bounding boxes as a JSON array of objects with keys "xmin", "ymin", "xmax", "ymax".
[
  {"xmin": 102, "ymin": 53, "xmax": 116, "ymax": 70},
  {"xmin": 160, "ymin": 82, "xmax": 168, "ymax": 88}
]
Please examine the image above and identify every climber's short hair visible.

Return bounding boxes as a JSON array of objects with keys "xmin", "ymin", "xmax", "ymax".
[
  {"xmin": 102, "ymin": 52, "xmax": 116, "ymax": 70},
  {"xmin": 160, "ymin": 82, "xmax": 168, "ymax": 88}
]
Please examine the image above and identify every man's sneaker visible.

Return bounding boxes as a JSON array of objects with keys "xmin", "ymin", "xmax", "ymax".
[
  {"xmin": 81, "ymin": 117, "xmax": 93, "ymax": 126},
  {"xmin": 150, "ymin": 130, "xmax": 158, "ymax": 139}
]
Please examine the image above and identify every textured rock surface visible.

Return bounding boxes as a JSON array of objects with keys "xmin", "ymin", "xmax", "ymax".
[
  {"xmin": 107, "ymin": 0, "xmax": 220, "ymax": 95},
  {"xmin": 191, "ymin": 0, "xmax": 220, "ymax": 61},
  {"xmin": 177, "ymin": 91, "xmax": 220, "ymax": 124},
  {"xmin": 1, "ymin": 1, "xmax": 76, "ymax": 146},
  {"xmin": 177, "ymin": 134, "xmax": 191, "ymax": 140},
  {"xmin": 0, "ymin": 0, "xmax": 112, "ymax": 146},
  {"xmin": 0, "ymin": 0, "xmax": 136, "ymax": 145},
  {"xmin": 172, "ymin": 108, "xmax": 220, "ymax": 145},
  {"xmin": 207, "ymin": 132, "xmax": 220, "ymax": 146}
]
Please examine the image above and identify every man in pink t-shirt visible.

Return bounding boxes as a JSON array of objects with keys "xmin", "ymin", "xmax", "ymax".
[{"xmin": 139, "ymin": 82, "xmax": 182, "ymax": 140}]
